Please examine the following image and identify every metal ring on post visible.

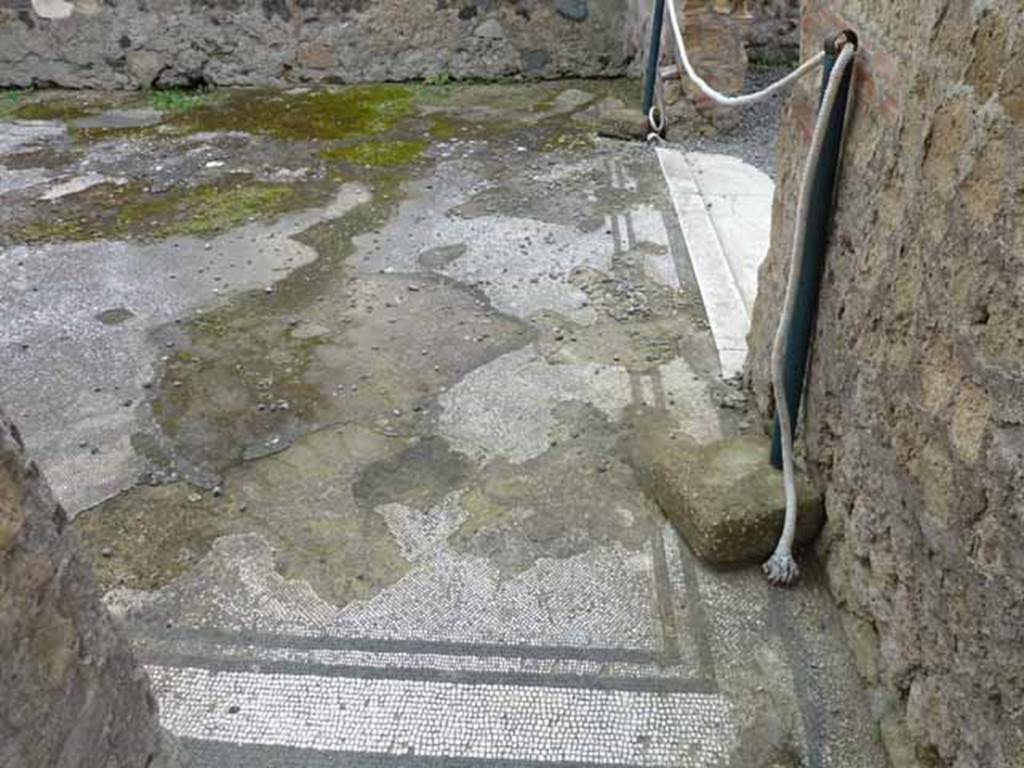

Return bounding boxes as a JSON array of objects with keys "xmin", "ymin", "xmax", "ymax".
[
  {"xmin": 648, "ymin": 105, "xmax": 665, "ymax": 135},
  {"xmin": 827, "ymin": 29, "xmax": 859, "ymax": 54}
]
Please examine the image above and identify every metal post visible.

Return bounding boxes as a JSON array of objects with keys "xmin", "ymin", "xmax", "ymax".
[
  {"xmin": 642, "ymin": 0, "xmax": 667, "ymax": 117},
  {"xmin": 770, "ymin": 31, "xmax": 857, "ymax": 469}
]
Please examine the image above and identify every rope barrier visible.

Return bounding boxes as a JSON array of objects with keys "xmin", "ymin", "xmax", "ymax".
[
  {"xmin": 648, "ymin": 0, "xmax": 825, "ymax": 135},
  {"xmin": 644, "ymin": 2, "xmax": 860, "ymax": 584},
  {"xmin": 665, "ymin": 0, "xmax": 825, "ymax": 107}
]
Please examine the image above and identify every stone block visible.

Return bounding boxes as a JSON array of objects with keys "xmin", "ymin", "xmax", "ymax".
[
  {"xmin": 627, "ymin": 427, "xmax": 823, "ymax": 564},
  {"xmin": 574, "ymin": 98, "xmax": 653, "ymax": 141}
]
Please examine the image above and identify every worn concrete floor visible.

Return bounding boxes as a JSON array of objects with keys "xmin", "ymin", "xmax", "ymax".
[{"xmin": 1, "ymin": 83, "xmax": 884, "ymax": 767}]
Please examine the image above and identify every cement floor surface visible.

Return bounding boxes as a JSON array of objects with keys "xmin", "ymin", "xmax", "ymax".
[{"xmin": 1, "ymin": 82, "xmax": 885, "ymax": 767}]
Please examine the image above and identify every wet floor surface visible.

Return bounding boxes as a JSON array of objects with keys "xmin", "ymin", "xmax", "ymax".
[{"xmin": 1, "ymin": 83, "xmax": 884, "ymax": 767}]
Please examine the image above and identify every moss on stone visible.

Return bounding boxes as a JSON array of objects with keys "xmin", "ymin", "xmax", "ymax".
[
  {"xmin": 16, "ymin": 217, "xmax": 94, "ymax": 243},
  {"xmin": 12, "ymin": 98, "xmax": 97, "ymax": 122},
  {"xmin": 118, "ymin": 181, "xmax": 300, "ymax": 238},
  {"xmin": 319, "ymin": 138, "xmax": 427, "ymax": 167},
  {"xmin": 172, "ymin": 84, "xmax": 418, "ymax": 141},
  {"xmin": 148, "ymin": 171, "xmax": 406, "ymax": 472},
  {"xmin": 425, "ymin": 114, "xmax": 465, "ymax": 141},
  {"xmin": 6, "ymin": 88, "xmax": 148, "ymax": 123},
  {"xmin": 12, "ymin": 177, "xmax": 323, "ymax": 244},
  {"xmin": 539, "ymin": 127, "xmax": 596, "ymax": 153},
  {"xmin": 149, "ymin": 88, "xmax": 213, "ymax": 114},
  {"xmin": 0, "ymin": 91, "xmax": 24, "ymax": 119},
  {"xmin": 408, "ymin": 81, "xmax": 458, "ymax": 106}
]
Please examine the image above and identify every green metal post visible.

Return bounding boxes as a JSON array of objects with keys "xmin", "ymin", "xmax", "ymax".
[
  {"xmin": 771, "ymin": 32, "xmax": 857, "ymax": 469},
  {"xmin": 642, "ymin": 0, "xmax": 667, "ymax": 117}
]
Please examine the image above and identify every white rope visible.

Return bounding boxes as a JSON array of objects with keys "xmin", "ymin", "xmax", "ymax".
[
  {"xmin": 664, "ymin": 0, "xmax": 825, "ymax": 107},
  {"xmin": 647, "ymin": 67, "xmax": 668, "ymax": 142},
  {"xmin": 651, "ymin": 0, "xmax": 857, "ymax": 583},
  {"xmin": 763, "ymin": 42, "xmax": 857, "ymax": 586}
]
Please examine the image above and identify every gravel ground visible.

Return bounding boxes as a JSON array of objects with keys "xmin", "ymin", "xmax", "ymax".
[{"xmin": 663, "ymin": 65, "xmax": 795, "ymax": 176}]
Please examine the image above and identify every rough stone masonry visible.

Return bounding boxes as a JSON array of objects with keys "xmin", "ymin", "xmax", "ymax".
[
  {"xmin": 0, "ymin": 0, "xmax": 635, "ymax": 88},
  {"xmin": 0, "ymin": 409, "xmax": 159, "ymax": 768},
  {"xmin": 0, "ymin": 0, "xmax": 798, "ymax": 90},
  {"xmin": 746, "ymin": 1, "xmax": 1024, "ymax": 766}
]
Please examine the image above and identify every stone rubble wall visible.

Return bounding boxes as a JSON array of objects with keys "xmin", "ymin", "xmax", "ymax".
[
  {"xmin": 743, "ymin": 0, "xmax": 800, "ymax": 64},
  {"xmin": 631, "ymin": 0, "xmax": 799, "ymax": 71},
  {"xmin": 746, "ymin": 1, "xmax": 1024, "ymax": 766},
  {"xmin": 629, "ymin": 0, "xmax": 799, "ymax": 133},
  {"xmin": 1, "ymin": 0, "xmax": 798, "ymax": 90},
  {"xmin": 0, "ymin": 0, "xmax": 636, "ymax": 88},
  {"xmin": 0, "ymin": 410, "xmax": 159, "ymax": 768}
]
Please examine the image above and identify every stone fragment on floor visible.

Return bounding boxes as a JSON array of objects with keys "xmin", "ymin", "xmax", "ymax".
[{"xmin": 627, "ymin": 425, "xmax": 823, "ymax": 564}]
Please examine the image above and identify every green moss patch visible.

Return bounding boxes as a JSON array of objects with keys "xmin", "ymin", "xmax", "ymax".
[
  {"xmin": 12, "ymin": 176, "xmax": 322, "ymax": 244},
  {"xmin": 172, "ymin": 84, "xmax": 419, "ymax": 141},
  {"xmin": 319, "ymin": 138, "xmax": 427, "ymax": 167},
  {"xmin": 0, "ymin": 91, "xmax": 23, "ymax": 119},
  {"xmin": 16, "ymin": 217, "xmax": 94, "ymax": 243},
  {"xmin": 149, "ymin": 88, "xmax": 213, "ymax": 114},
  {"xmin": 119, "ymin": 180, "xmax": 300, "ymax": 238},
  {"xmin": 539, "ymin": 127, "xmax": 596, "ymax": 153},
  {"xmin": 6, "ymin": 89, "xmax": 139, "ymax": 122},
  {"xmin": 12, "ymin": 98, "xmax": 97, "ymax": 122}
]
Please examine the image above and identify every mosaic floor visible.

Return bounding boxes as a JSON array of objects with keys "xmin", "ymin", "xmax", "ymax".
[
  {"xmin": 1, "ymin": 83, "xmax": 887, "ymax": 767},
  {"xmin": 129, "ymin": 514, "xmax": 881, "ymax": 766}
]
